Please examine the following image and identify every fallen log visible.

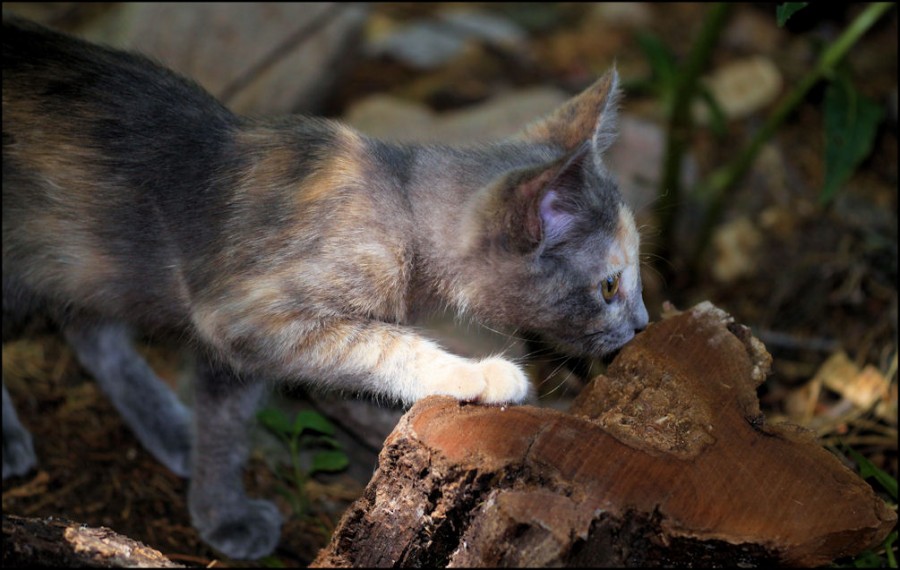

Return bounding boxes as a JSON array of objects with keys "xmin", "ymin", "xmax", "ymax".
[
  {"xmin": 2, "ymin": 514, "xmax": 183, "ymax": 567},
  {"xmin": 312, "ymin": 301, "xmax": 896, "ymax": 567}
]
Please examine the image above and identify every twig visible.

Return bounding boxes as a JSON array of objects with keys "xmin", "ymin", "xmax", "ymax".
[{"xmin": 754, "ymin": 328, "xmax": 840, "ymax": 353}]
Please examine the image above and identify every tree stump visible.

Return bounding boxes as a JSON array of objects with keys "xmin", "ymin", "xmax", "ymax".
[{"xmin": 312, "ymin": 302, "xmax": 896, "ymax": 567}]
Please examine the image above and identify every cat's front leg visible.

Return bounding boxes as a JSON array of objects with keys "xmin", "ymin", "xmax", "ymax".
[
  {"xmin": 285, "ymin": 320, "xmax": 534, "ymax": 406},
  {"xmin": 188, "ymin": 357, "xmax": 281, "ymax": 560}
]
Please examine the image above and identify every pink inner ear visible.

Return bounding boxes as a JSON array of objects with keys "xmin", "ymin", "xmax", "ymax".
[{"xmin": 539, "ymin": 190, "xmax": 574, "ymax": 244}]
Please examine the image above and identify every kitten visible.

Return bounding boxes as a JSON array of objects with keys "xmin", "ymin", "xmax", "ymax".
[{"xmin": 2, "ymin": 16, "xmax": 649, "ymax": 559}]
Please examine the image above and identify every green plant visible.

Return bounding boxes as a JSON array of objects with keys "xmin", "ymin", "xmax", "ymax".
[
  {"xmin": 776, "ymin": 3, "xmax": 809, "ymax": 27},
  {"xmin": 637, "ymin": 2, "xmax": 732, "ymax": 273},
  {"xmin": 641, "ymin": 3, "xmax": 894, "ymax": 279},
  {"xmin": 843, "ymin": 444, "xmax": 898, "ymax": 503},
  {"xmin": 821, "ymin": 70, "xmax": 884, "ymax": 205},
  {"xmin": 836, "ymin": 443, "xmax": 898, "ymax": 567},
  {"xmin": 257, "ymin": 407, "xmax": 349, "ymax": 518}
]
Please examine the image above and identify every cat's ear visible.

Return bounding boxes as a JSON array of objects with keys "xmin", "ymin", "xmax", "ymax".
[
  {"xmin": 506, "ymin": 143, "xmax": 590, "ymax": 253},
  {"xmin": 534, "ymin": 144, "xmax": 590, "ymax": 248},
  {"xmin": 517, "ymin": 67, "xmax": 620, "ymax": 168}
]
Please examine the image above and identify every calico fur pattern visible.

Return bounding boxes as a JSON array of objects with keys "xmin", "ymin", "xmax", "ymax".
[{"xmin": 2, "ymin": 16, "xmax": 649, "ymax": 559}]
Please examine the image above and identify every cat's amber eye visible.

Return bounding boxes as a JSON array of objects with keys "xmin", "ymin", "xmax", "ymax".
[{"xmin": 600, "ymin": 273, "xmax": 620, "ymax": 302}]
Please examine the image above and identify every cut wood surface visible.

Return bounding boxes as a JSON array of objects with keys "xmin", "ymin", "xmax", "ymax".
[{"xmin": 312, "ymin": 301, "xmax": 896, "ymax": 568}]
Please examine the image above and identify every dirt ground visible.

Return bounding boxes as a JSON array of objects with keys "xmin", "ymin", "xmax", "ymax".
[{"xmin": 3, "ymin": 3, "xmax": 897, "ymax": 567}]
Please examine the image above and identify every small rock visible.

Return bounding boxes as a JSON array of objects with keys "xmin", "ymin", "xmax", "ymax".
[
  {"xmin": 694, "ymin": 56, "xmax": 783, "ymax": 123},
  {"xmin": 368, "ymin": 21, "xmax": 467, "ymax": 70},
  {"xmin": 711, "ymin": 216, "xmax": 763, "ymax": 283},
  {"xmin": 589, "ymin": 2, "xmax": 653, "ymax": 29},
  {"xmin": 440, "ymin": 10, "xmax": 526, "ymax": 48},
  {"xmin": 342, "ymin": 95, "xmax": 436, "ymax": 141},
  {"xmin": 433, "ymin": 87, "xmax": 568, "ymax": 144},
  {"xmin": 712, "ymin": 217, "xmax": 763, "ymax": 282},
  {"xmin": 723, "ymin": 7, "xmax": 787, "ymax": 55},
  {"xmin": 366, "ymin": 10, "xmax": 527, "ymax": 70},
  {"xmin": 343, "ymin": 86, "xmax": 568, "ymax": 144}
]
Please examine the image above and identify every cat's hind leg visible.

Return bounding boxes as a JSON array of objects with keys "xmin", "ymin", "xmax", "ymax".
[
  {"xmin": 187, "ymin": 357, "xmax": 281, "ymax": 560},
  {"xmin": 2, "ymin": 383, "xmax": 37, "ymax": 479},
  {"xmin": 2, "ymin": 278, "xmax": 39, "ymax": 479},
  {"xmin": 63, "ymin": 321, "xmax": 192, "ymax": 478}
]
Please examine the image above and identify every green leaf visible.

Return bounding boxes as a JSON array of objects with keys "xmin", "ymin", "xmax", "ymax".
[
  {"xmin": 316, "ymin": 435, "xmax": 344, "ymax": 450},
  {"xmin": 292, "ymin": 410, "xmax": 336, "ymax": 438},
  {"xmin": 845, "ymin": 445, "xmax": 898, "ymax": 499},
  {"xmin": 821, "ymin": 75, "xmax": 883, "ymax": 205},
  {"xmin": 257, "ymin": 408, "xmax": 293, "ymax": 436},
  {"xmin": 310, "ymin": 450, "xmax": 349, "ymax": 474},
  {"xmin": 776, "ymin": 3, "xmax": 809, "ymax": 27}
]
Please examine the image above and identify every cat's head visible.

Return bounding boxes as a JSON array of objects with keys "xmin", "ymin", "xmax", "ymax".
[{"xmin": 465, "ymin": 69, "xmax": 649, "ymax": 358}]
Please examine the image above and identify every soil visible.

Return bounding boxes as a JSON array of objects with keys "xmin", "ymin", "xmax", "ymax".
[{"xmin": 3, "ymin": 3, "xmax": 897, "ymax": 567}]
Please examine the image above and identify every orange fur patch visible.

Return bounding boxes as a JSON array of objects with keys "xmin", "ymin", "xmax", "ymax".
[
  {"xmin": 298, "ymin": 126, "xmax": 366, "ymax": 205},
  {"xmin": 520, "ymin": 72, "xmax": 616, "ymax": 151},
  {"xmin": 616, "ymin": 205, "xmax": 640, "ymax": 265}
]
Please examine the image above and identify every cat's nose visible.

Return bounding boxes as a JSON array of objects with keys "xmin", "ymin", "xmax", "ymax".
[{"xmin": 632, "ymin": 300, "xmax": 649, "ymax": 332}]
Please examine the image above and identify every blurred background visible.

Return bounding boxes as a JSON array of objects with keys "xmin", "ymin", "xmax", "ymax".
[{"xmin": 3, "ymin": 2, "xmax": 897, "ymax": 566}]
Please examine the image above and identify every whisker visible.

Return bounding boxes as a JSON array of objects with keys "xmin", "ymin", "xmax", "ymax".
[
  {"xmin": 523, "ymin": 350, "xmax": 571, "ymax": 363},
  {"xmin": 470, "ymin": 322, "xmax": 536, "ymax": 343},
  {"xmin": 641, "ymin": 254, "xmax": 674, "ymax": 272},
  {"xmin": 637, "ymin": 223, "xmax": 661, "ymax": 239},
  {"xmin": 537, "ymin": 355, "xmax": 572, "ymax": 387},
  {"xmin": 539, "ymin": 357, "xmax": 577, "ymax": 399},
  {"xmin": 633, "ymin": 186, "xmax": 668, "ymax": 215}
]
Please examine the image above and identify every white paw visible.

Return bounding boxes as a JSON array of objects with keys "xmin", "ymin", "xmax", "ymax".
[
  {"xmin": 476, "ymin": 357, "xmax": 532, "ymax": 404},
  {"xmin": 424, "ymin": 357, "xmax": 531, "ymax": 405}
]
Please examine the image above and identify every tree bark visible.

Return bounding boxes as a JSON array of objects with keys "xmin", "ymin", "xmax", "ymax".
[
  {"xmin": 312, "ymin": 302, "xmax": 896, "ymax": 568},
  {"xmin": 2, "ymin": 514, "xmax": 183, "ymax": 567}
]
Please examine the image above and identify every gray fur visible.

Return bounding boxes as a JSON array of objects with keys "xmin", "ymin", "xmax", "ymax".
[
  {"xmin": 2, "ymin": 16, "xmax": 648, "ymax": 560},
  {"xmin": 63, "ymin": 322, "xmax": 192, "ymax": 477}
]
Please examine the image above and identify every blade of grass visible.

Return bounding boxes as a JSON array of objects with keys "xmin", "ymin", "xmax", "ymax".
[
  {"xmin": 885, "ymin": 531, "xmax": 897, "ymax": 568},
  {"xmin": 844, "ymin": 444, "xmax": 898, "ymax": 499}
]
